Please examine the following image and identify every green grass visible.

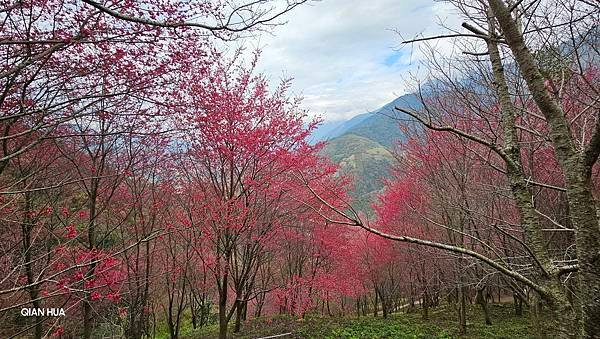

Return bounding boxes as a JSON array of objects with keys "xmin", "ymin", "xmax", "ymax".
[{"xmin": 164, "ymin": 303, "xmax": 533, "ymax": 339}]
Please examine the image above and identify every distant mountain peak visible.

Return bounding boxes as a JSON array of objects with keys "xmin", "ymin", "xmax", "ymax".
[
  {"xmin": 310, "ymin": 93, "xmax": 421, "ymax": 148},
  {"xmin": 316, "ymin": 92, "xmax": 423, "ymax": 213}
]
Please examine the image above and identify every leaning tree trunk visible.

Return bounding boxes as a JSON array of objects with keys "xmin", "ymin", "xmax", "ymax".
[
  {"xmin": 478, "ymin": 7, "xmax": 583, "ymax": 337},
  {"xmin": 488, "ymin": 1, "xmax": 600, "ymax": 337}
]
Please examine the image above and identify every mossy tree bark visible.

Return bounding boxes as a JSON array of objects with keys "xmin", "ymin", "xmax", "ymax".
[{"xmin": 487, "ymin": 1, "xmax": 600, "ymax": 337}]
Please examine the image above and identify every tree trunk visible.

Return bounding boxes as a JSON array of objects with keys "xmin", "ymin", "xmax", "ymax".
[
  {"xmin": 234, "ymin": 301, "xmax": 243, "ymax": 333},
  {"xmin": 255, "ymin": 295, "xmax": 264, "ymax": 318},
  {"xmin": 373, "ymin": 289, "xmax": 378, "ymax": 317},
  {"xmin": 83, "ymin": 179, "xmax": 99, "ymax": 339},
  {"xmin": 21, "ymin": 193, "xmax": 43, "ymax": 339},
  {"xmin": 532, "ymin": 293, "xmax": 547, "ymax": 339},
  {"xmin": 514, "ymin": 293, "xmax": 523, "ymax": 316},
  {"xmin": 530, "ymin": 279, "xmax": 578, "ymax": 338},
  {"xmin": 458, "ymin": 286, "xmax": 467, "ymax": 335},
  {"xmin": 382, "ymin": 294, "xmax": 388, "ymax": 319},
  {"xmin": 83, "ymin": 301, "xmax": 93, "ymax": 339},
  {"xmin": 476, "ymin": 286, "xmax": 492, "ymax": 325},
  {"xmin": 218, "ymin": 274, "xmax": 229, "ymax": 339},
  {"xmin": 422, "ymin": 289, "xmax": 429, "ymax": 320},
  {"xmin": 488, "ymin": 1, "xmax": 600, "ymax": 336}
]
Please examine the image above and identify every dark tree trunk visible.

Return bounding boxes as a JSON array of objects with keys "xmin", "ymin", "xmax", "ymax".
[
  {"xmin": 422, "ymin": 289, "xmax": 429, "ymax": 320},
  {"xmin": 234, "ymin": 301, "xmax": 244, "ymax": 333},
  {"xmin": 458, "ymin": 286, "xmax": 467, "ymax": 335},
  {"xmin": 218, "ymin": 273, "xmax": 229, "ymax": 339},
  {"xmin": 514, "ymin": 293, "xmax": 523, "ymax": 316},
  {"xmin": 373, "ymin": 288, "xmax": 379, "ymax": 317},
  {"xmin": 20, "ymin": 192, "xmax": 43, "ymax": 339},
  {"xmin": 476, "ymin": 286, "xmax": 492, "ymax": 325}
]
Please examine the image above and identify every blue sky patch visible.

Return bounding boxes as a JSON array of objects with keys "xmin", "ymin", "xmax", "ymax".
[{"xmin": 383, "ymin": 51, "xmax": 402, "ymax": 66}]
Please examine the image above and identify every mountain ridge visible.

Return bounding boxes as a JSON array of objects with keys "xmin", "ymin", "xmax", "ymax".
[{"xmin": 316, "ymin": 93, "xmax": 421, "ymax": 212}]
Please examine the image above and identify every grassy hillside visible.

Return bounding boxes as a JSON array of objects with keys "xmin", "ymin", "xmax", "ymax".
[{"xmin": 320, "ymin": 134, "xmax": 394, "ymax": 212}]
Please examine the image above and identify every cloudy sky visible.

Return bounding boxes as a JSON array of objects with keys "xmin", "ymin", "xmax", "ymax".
[{"xmin": 253, "ymin": 0, "xmax": 460, "ymax": 122}]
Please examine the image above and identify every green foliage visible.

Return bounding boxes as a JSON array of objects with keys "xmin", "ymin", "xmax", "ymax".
[
  {"xmin": 153, "ymin": 309, "xmax": 217, "ymax": 339},
  {"xmin": 169, "ymin": 303, "xmax": 534, "ymax": 338},
  {"xmin": 313, "ymin": 316, "xmax": 448, "ymax": 339}
]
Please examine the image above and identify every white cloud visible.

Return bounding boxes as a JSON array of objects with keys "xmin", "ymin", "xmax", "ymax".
[{"xmin": 253, "ymin": 0, "xmax": 460, "ymax": 121}]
